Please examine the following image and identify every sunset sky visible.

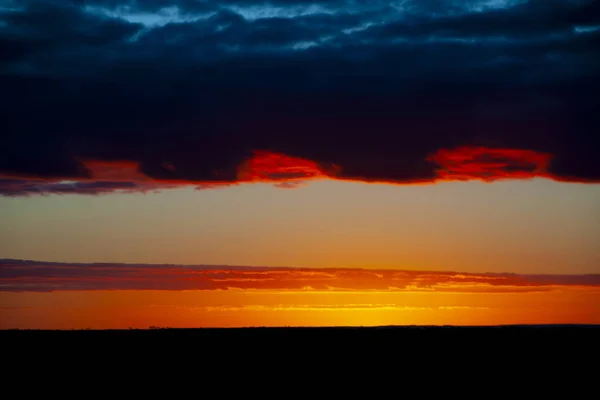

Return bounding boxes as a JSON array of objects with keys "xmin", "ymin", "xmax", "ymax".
[{"xmin": 1, "ymin": 0, "xmax": 599, "ymax": 329}]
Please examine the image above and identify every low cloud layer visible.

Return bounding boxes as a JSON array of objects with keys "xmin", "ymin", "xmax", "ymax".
[
  {"xmin": 1, "ymin": 259, "xmax": 599, "ymax": 292},
  {"xmin": 1, "ymin": 1, "xmax": 599, "ymax": 195}
]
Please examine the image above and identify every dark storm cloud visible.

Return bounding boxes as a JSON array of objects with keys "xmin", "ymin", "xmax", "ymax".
[
  {"xmin": 2, "ymin": 259, "xmax": 599, "ymax": 292},
  {"xmin": 1, "ymin": 0, "xmax": 599, "ymax": 195}
]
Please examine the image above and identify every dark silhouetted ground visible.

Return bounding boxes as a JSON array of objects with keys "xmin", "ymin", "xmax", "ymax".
[
  {"xmin": 3, "ymin": 326, "xmax": 598, "ymax": 384},
  {"xmin": 4, "ymin": 325, "xmax": 599, "ymax": 352}
]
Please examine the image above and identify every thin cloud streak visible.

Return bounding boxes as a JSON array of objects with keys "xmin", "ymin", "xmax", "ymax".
[
  {"xmin": 1, "ymin": 259, "xmax": 598, "ymax": 293},
  {"xmin": 149, "ymin": 304, "xmax": 490, "ymax": 312}
]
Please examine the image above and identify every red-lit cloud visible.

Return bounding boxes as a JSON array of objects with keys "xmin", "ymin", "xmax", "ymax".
[
  {"xmin": 236, "ymin": 150, "xmax": 340, "ymax": 183},
  {"xmin": 427, "ymin": 147, "xmax": 553, "ymax": 182},
  {"xmin": 0, "ymin": 146, "xmax": 597, "ymax": 196},
  {"xmin": 1, "ymin": 259, "xmax": 598, "ymax": 293},
  {"xmin": 237, "ymin": 147, "xmax": 599, "ymax": 186}
]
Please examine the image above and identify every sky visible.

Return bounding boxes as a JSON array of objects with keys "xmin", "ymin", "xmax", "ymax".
[
  {"xmin": 1, "ymin": 179, "xmax": 600, "ymax": 273},
  {"xmin": 1, "ymin": 0, "xmax": 599, "ymax": 328}
]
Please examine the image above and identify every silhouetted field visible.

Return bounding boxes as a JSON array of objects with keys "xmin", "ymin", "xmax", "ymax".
[
  {"xmin": 4, "ymin": 326, "xmax": 598, "ymax": 379},
  {"xmin": 4, "ymin": 325, "xmax": 599, "ymax": 350},
  {"xmin": 4, "ymin": 324, "xmax": 599, "ymax": 337}
]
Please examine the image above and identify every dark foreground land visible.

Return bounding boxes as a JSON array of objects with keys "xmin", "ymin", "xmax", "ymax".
[
  {"xmin": 3, "ymin": 326, "xmax": 599, "ymax": 383},
  {"xmin": 4, "ymin": 324, "xmax": 599, "ymax": 338},
  {"xmin": 4, "ymin": 324, "xmax": 599, "ymax": 352},
  {"xmin": 4, "ymin": 323, "xmax": 598, "ymax": 334}
]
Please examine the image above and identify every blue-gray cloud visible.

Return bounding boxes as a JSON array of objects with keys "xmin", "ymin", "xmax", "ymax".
[{"xmin": 1, "ymin": 0, "xmax": 599, "ymax": 195}]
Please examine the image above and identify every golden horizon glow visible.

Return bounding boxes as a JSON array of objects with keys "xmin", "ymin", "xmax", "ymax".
[{"xmin": 2, "ymin": 286, "xmax": 599, "ymax": 329}]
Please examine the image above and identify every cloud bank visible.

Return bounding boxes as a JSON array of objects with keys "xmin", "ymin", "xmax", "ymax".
[
  {"xmin": 1, "ymin": 0, "xmax": 599, "ymax": 195},
  {"xmin": 1, "ymin": 259, "xmax": 599, "ymax": 292}
]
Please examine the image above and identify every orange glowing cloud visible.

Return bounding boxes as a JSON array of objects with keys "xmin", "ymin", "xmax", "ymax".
[
  {"xmin": 1, "ymin": 146, "xmax": 596, "ymax": 196},
  {"xmin": 427, "ymin": 147, "xmax": 553, "ymax": 182},
  {"xmin": 235, "ymin": 147, "xmax": 560, "ymax": 186},
  {"xmin": 236, "ymin": 150, "xmax": 340, "ymax": 183}
]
